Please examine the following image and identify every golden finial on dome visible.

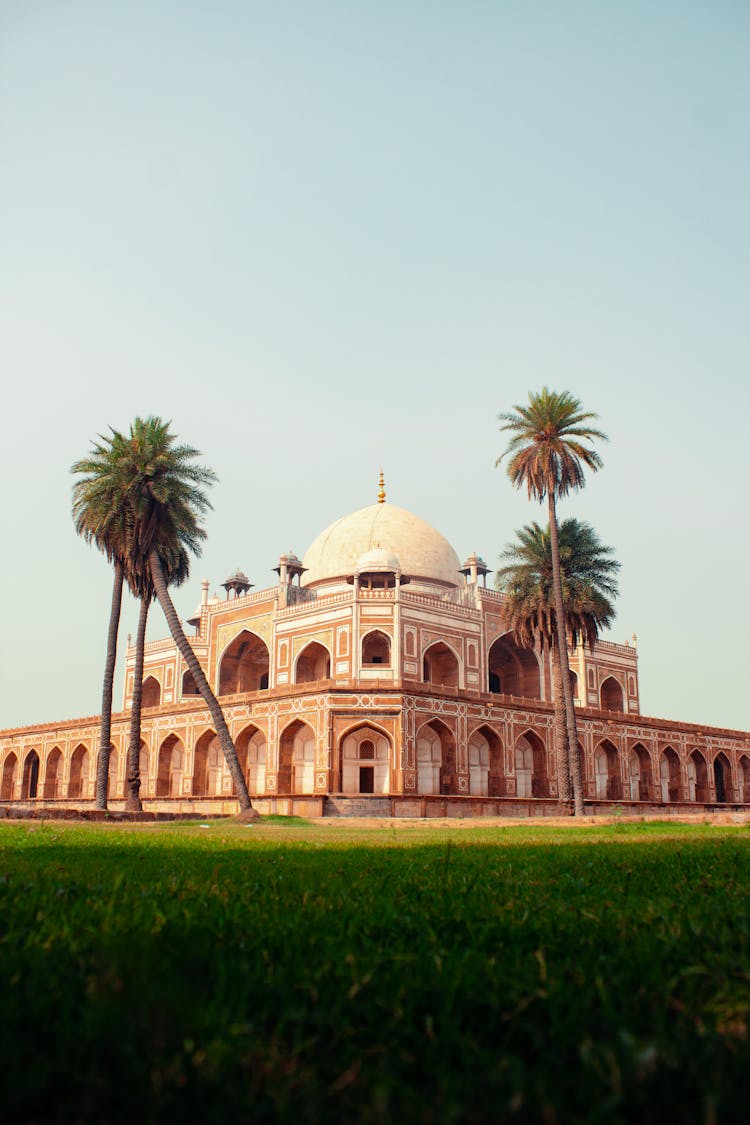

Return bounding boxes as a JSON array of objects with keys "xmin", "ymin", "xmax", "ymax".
[{"xmin": 377, "ymin": 469, "xmax": 386, "ymax": 504}]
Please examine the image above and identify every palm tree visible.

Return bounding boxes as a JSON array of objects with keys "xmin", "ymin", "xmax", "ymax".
[
  {"xmin": 497, "ymin": 388, "xmax": 607, "ymax": 815},
  {"xmin": 72, "ymin": 432, "xmax": 137, "ymax": 810},
  {"xmin": 497, "ymin": 520, "xmax": 619, "ymax": 802},
  {"xmin": 115, "ymin": 417, "xmax": 256, "ymax": 817}
]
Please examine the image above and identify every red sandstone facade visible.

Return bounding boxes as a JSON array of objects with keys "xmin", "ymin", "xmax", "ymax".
[{"xmin": 2, "ymin": 496, "xmax": 748, "ymax": 815}]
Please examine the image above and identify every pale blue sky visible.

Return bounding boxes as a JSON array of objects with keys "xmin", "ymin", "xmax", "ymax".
[{"xmin": 1, "ymin": 1, "xmax": 748, "ymax": 730}]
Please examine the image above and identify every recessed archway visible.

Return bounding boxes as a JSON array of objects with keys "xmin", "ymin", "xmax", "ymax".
[
  {"xmin": 278, "ymin": 720, "xmax": 316, "ymax": 794},
  {"xmin": 294, "ymin": 643, "xmax": 331, "ymax": 685},
  {"xmin": 107, "ymin": 747, "xmax": 119, "ymax": 799},
  {"xmin": 361, "ymin": 630, "xmax": 391, "ymax": 667},
  {"xmin": 714, "ymin": 752, "xmax": 732, "ymax": 803},
  {"xmin": 340, "ymin": 724, "xmax": 391, "ymax": 794},
  {"xmin": 218, "ymin": 631, "xmax": 270, "ymax": 695},
  {"xmin": 236, "ymin": 725, "xmax": 267, "ymax": 796},
  {"xmin": 739, "ymin": 755, "xmax": 750, "ymax": 803},
  {"xmin": 156, "ymin": 734, "xmax": 184, "ymax": 797},
  {"xmin": 416, "ymin": 719, "xmax": 457, "ymax": 795},
  {"xmin": 1, "ymin": 753, "xmax": 17, "ymax": 800},
  {"xmin": 659, "ymin": 747, "xmax": 681, "ymax": 802},
  {"xmin": 687, "ymin": 750, "xmax": 709, "ymax": 803},
  {"xmin": 68, "ymin": 743, "xmax": 90, "ymax": 800},
  {"xmin": 182, "ymin": 669, "xmax": 199, "ymax": 697},
  {"xmin": 423, "ymin": 643, "xmax": 460, "ymax": 689},
  {"xmin": 193, "ymin": 730, "xmax": 223, "ymax": 797},
  {"xmin": 44, "ymin": 747, "xmax": 63, "ymax": 799},
  {"xmin": 515, "ymin": 730, "xmax": 548, "ymax": 798},
  {"xmin": 594, "ymin": 740, "xmax": 622, "ymax": 800},
  {"xmin": 141, "ymin": 676, "xmax": 161, "ymax": 708},
  {"xmin": 600, "ymin": 677, "xmax": 624, "ymax": 712},
  {"xmin": 487, "ymin": 636, "xmax": 541, "ymax": 699},
  {"xmin": 21, "ymin": 750, "xmax": 40, "ymax": 799},
  {"xmin": 628, "ymin": 743, "xmax": 652, "ymax": 801}
]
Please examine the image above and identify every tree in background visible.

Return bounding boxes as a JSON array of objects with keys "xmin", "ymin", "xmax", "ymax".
[
  {"xmin": 497, "ymin": 519, "xmax": 619, "ymax": 801},
  {"xmin": 497, "ymin": 388, "xmax": 607, "ymax": 815}
]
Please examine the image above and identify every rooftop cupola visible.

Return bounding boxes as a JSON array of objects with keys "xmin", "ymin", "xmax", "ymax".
[
  {"xmin": 273, "ymin": 552, "xmax": 306, "ymax": 587},
  {"xmin": 221, "ymin": 569, "xmax": 253, "ymax": 599},
  {"xmin": 459, "ymin": 552, "xmax": 491, "ymax": 587}
]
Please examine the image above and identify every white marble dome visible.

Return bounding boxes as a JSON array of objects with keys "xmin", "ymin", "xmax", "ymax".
[
  {"xmin": 302, "ymin": 503, "xmax": 461, "ymax": 588},
  {"xmin": 355, "ymin": 547, "xmax": 401, "ymax": 575}
]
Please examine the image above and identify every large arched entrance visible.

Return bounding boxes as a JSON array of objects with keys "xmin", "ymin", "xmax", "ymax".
[
  {"xmin": 600, "ymin": 677, "xmax": 624, "ymax": 712},
  {"xmin": 141, "ymin": 676, "xmax": 161, "ymax": 708},
  {"xmin": 1, "ymin": 752, "xmax": 18, "ymax": 800},
  {"xmin": 44, "ymin": 747, "xmax": 63, "ymax": 799},
  {"xmin": 416, "ymin": 720, "xmax": 457, "ymax": 795},
  {"xmin": 21, "ymin": 750, "xmax": 40, "ymax": 799},
  {"xmin": 687, "ymin": 750, "xmax": 709, "ymax": 802},
  {"xmin": 594, "ymin": 740, "xmax": 622, "ymax": 800},
  {"xmin": 156, "ymin": 735, "xmax": 184, "ymax": 797},
  {"xmin": 659, "ymin": 747, "xmax": 681, "ymax": 802},
  {"xmin": 236, "ymin": 725, "xmax": 267, "ymax": 795},
  {"xmin": 193, "ymin": 731, "xmax": 223, "ymax": 797},
  {"xmin": 294, "ymin": 643, "xmax": 331, "ymax": 685},
  {"xmin": 714, "ymin": 753, "xmax": 732, "ymax": 803},
  {"xmin": 487, "ymin": 637, "xmax": 541, "ymax": 698},
  {"xmin": 137, "ymin": 742, "xmax": 150, "ymax": 797},
  {"xmin": 278, "ymin": 720, "xmax": 316, "ymax": 794},
  {"xmin": 468, "ymin": 726, "xmax": 504, "ymax": 796},
  {"xmin": 68, "ymin": 744, "xmax": 90, "ymax": 799},
  {"xmin": 514, "ymin": 731, "xmax": 548, "ymax": 797},
  {"xmin": 628, "ymin": 744, "xmax": 652, "ymax": 801},
  {"xmin": 218, "ymin": 631, "xmax": 270, "ymax": 695},
  {"xmin": 422, "ymin": 643, "xmax": 459, "ymax": 689},
  {"xmin": 340, "ymin": 725, "xmax": 390, "ymax": 794}
]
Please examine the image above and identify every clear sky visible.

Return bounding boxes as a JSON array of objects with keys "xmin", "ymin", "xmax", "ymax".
[{"xmin": 1, "ymin": 1, "xmax": 748, "ymax": 732}]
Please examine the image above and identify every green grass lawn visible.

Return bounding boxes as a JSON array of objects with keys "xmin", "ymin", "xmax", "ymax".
[{"xmin": 2, "ymin": 819, "xmax": 750, "ymax": 1123}]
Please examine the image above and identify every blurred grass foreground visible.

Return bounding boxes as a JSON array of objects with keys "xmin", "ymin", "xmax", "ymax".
[{"xmin": 2, "ymin": 819, "xmax": 750, "ymax": 1123}]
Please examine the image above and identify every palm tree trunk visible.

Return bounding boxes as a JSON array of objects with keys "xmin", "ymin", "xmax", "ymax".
[
  {"xmin": 548, "ymin": 494, "xmax": 585, "ymax": 816},
  {"xmin": 148, "ymin": 548, "xmax": 256, "ymax": 816},
  {"xmin": 94, "ymin": 560, "xmax": 124, "ymax": 809},
  {"xmin": 125, "ymin": 595, "xmax": 149, "ymax": 812},
  {"xmin": 551, "ymin": 645, "xmax": 572, "ymax": 803}
]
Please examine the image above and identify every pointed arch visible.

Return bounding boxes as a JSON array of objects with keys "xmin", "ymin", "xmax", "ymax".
[
  {"xmin": 361, "ymin": 629, "xmax": 391, "ymax": 667},
  {"xmin": 422, "ymin": 642, "xmax": 460, "ymax": 689},
  {"xmin": 416, "ymin": 719, "xmax": 457, "ymax": 795},
  {"xmin": 600, "ymin": 676, "xmax": 624, "ymax": 712},
  {"xmin": 193, "ymin": 729, "xmax": 223, "ymax": 797},
  {"xmin": 68, "ymin": 743, "xmax": 90, "ymax": 800},
  {"xmin": 487, "ymin": 635, "xmax": 541, "ymax": 699},
  {"xmin": 714, "ymin": 752, "xmax": 732, "ymax": 803},
  {"xmin": 44, "ymin": 746, "xmax": 63, "ymax": 799},
  {"xmin": 294, "ymin": 642, "xmax": 331, "ymax": 685},
  {"xmin": 141, "ymin": 676, "xmax": 161, "ymax": 708},
  {"xmin": 659, "ymin": 747, "xmax": 681, "ymax": 802},
  {"xmin": 628, "ymin": 743, "xmax": 652, "ymax": 801},
  {"xmin": 236, "ymin": 724, "xmax": 267, "ymax": 796},
  {"xmin": 340, "ymin": 723, "xmax": 391, "ymax": 794},
  {"xmin": 138, "ymin": 740, "xmax": 150, "ymax": 797},
  {"xmin": 469, "ymin": 725, "xmax": 504, "ymax": 797},
  {"xmin": 182, "ymin": 669, "xmax": 199, "ymax": 697},
  {"xmin": 21, "ymin": 750, "xmax": 40, "ymax": 800},
  {"xmin": 594, "ymin": 739, "xmax": 622, "ymax": 800},
  {"xmin": 278, "ymin": 720, "xmax": 316, "ymax": 794},
  {"xmin": 738, "ymin": 754, "xmax": 750, "ymax": 803},
  {"xmin": 515, "ymin": 730, "xmax": 548, "ymax": 798},
  {"xmin": 218, "ymin": 630, "xmax": 270, "ymax": 695},
  {"xmin": 107, "ymin": 746, "xmax": 120, "ymax": 799},
  {"xmin": 1, "ymin": 752, "xmax": 17, "ymax": 800},
  {"xmin": 156, "ymin": 734, "xmax": 184, "ymax": 797}
]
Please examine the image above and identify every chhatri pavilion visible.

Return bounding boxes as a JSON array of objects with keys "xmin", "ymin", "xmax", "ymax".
[{"xmin": 2, "ymin": 478, "xmax": 749, "ymax": 816}]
